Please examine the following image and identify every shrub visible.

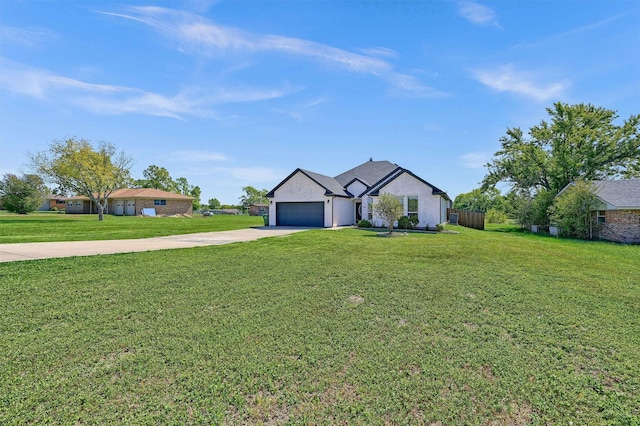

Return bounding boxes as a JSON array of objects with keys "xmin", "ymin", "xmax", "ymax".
[
  {"xmin": 550, "ymin": 180, "xmax": 600, "ymax": 240},
  {"xmin": 50, "ymin": 207, "xmax": 59, "ymax": 212},
  {"xmin": 436, "ymin": 223, "xmax": 445, "ymax": 231},
  {"xmin": 357, "ymin": 220, "xmax": 371, "ymax": 228},
  {"xmin": 397, "ymin": 216, "xmax": 412, "ymax": 230},
  {"xmin": 485, "ymin": 208, "xmax": 507, "ymax": 223}
]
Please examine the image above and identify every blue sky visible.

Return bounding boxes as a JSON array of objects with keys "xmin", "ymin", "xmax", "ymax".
[{"xmin": 1, "ymin": 0, "xmax": 639, "ymax": 205}]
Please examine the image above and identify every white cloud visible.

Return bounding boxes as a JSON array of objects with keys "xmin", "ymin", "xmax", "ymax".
[
  {"xmin": 213, "ymin": 167, "xmax": 284, "ymax": 183},
  {"xmin": 0, "ymin": 26, "xmax": 58, "ymax": 48},
  {"xmin": 389, "ymin": 74, "xmax": 448, "ymax": 98},
  {"xmin": 170, "ymin": 150, "xmax": 230, "ymax": 162},
  {"xmin": 358, "ymin": 46, "xmax": 399, "ymax": 59},
  {"xmin": 461, "ymin": 152, "xmax": 492, "ymax": 169},
  {"xmin": 457, "ymin": 1, "xmax": 501, "ymax": 28},
  {"xmin": 0, "ymin": 58, "xmax": 296, "ymax": 118},
  {"xmin": 102, "ymin": 6, "xmax": 444, "ymax": 97},
  {"xmin": 273, "ymin": 96, "xmax": 330, "ymax": 120},
  {"xmin": 471, "ymin": 65, "xmax": 567, "ymax": 102},
  {"xmin": 515, "ymin": 13, "xmax": 625, "ymax": 49}
]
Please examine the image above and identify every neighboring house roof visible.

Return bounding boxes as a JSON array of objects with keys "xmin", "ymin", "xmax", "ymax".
[
  {"xmin": 46, "ymin": 194, "xmax": 67, "ymax": 200},
  {"xmin": 268, "ymin": 159, "xmax": 450, "ymax": 201},
  {"xmin": 67, "ymin": 188, "xmax": 193, "ymax": 200},
  {"xmin": 592, "ymin": 178, "xmax": 640, "ymax": 209}
]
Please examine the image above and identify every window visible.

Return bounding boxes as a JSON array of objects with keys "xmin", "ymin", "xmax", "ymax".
[
  {"xmin": 367, "ymin": 197, "xmax": 373, "ymax": 221},
  {"xmin": 408, "ymin": 196, "xmax": 418, "ymax": 218},
  {"xmin": 154, "ymin": 199, "xmax": 167, "ymax": 206},
  {"xmin": 597, "ymin": 210, "xmax": 606, "ymax": 224},
  {"xmin": 76, "ymin": 201, "xmax": 81, "ymax": 206}
]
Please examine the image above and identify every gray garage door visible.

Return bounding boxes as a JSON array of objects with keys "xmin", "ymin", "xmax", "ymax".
[{"xmin": 276, "ymin": 202, "xmax": 324, "ymax": 227}]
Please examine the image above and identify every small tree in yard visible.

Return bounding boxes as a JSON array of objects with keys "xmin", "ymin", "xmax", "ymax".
[
  {"xmin": 0, "ymin": 173, "xmax": 48, "ymax": 214},
  {"xmin": 374, "ymin": 193, "xmax": 403, "ymax": 234},
  {"xmin": 208, "ymin": 198, "xmax": 221, "ymax": 209},
  {"xmin": 551, "ymin": 180, "xmax": 601, "ymax": 240},
  {"xmin": 30, "ymin": 138, "xmax": 134, "ymax": 221}
]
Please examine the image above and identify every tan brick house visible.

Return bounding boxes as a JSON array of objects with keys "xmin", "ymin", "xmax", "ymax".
[
  {"xmin": 558, "ymin": 179, "xmax": 640, "ymax": 243},
  {"xmin": 66, "ymin": 188, "xmax": 193, "ymax": 216}
]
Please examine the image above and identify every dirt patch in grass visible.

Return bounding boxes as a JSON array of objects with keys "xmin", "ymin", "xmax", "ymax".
[{"xmin": 349, "ymin": 294, "xmax": 364, "ymax": 304}]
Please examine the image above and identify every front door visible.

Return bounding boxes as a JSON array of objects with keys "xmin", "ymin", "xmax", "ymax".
[{"xmin": 355, "ymin": 202, "xmax": 362, "ymax": 222}]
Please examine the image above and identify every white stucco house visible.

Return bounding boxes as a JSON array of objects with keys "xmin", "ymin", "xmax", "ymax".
[{"xmin": 266, "ymin": 159, "xmax": 451, "ymax": 228}]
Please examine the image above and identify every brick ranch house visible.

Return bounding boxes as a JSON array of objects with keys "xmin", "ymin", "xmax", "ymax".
[
  {"xmin": 65, "ymin": 188, "xmax": 193, "ymax": 216},
  {"xmin": 557, "ymin": 178, "xmax": 640, "ymax": 244}
]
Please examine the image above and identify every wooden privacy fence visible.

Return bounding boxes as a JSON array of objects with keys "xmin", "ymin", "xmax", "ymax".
[{"xmin": 447, "ymin": 208, "xmax": 485, "ymax": 230}]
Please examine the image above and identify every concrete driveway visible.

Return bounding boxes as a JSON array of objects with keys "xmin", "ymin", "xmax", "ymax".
[{"xmin": 0, "ymin": 227, "xmax": 309, "ymax": 263}]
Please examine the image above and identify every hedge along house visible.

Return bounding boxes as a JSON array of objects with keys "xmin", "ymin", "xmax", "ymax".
[
  {"xmin": 266, "ymin": 159, "xmax": 451, "ymax": 228},
  {"xmin": 65, "ymin": 188, "xmax": 193, "ymax": 216},
  {"xmin": 557, "ymin": 178, "xmax": 640, "ymax": 244}
]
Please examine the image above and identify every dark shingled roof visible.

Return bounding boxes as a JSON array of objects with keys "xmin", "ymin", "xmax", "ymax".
[
  {"xmin": 300, "ymin": 169, "xmax": 352, "ymax": 197},
  {"xmin": 592, "ymin": 178, "xmax": 640, "ymax": 208},
  {"xmin": 334, "ymin": 160, "xmax": 399, "ymax": 187}
]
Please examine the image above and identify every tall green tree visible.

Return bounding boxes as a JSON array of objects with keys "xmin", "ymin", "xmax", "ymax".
[
  {"xmin": 30, "ymin": 138, "xmax": 134, "ymax": 221},
  {"xmin": 189, "ymin": 185, "xmax": 201, "ymax": 211},
  {"xmin": 0, "ymin": 173, "xmax": 48, "ymax": 214},
  {"xmin": 374, "ymin": 193, "xmax": 404, "ymax": 235},
  {"xmin": 208, "ymin": 198, "xmax": 221, "ymax": 209},
  {"xmin": 482, "ymin": 102, "xmax": 640, "ymax": 195},
  {"xmin": 133, "ymin": 165, "xmax": 177, "ymax": 192},
  {"xmin": 239, "ymin": 186, "xmax": 268, "ymax": 208},
  {"xmin": 175, "ymin": 177, "xmax": 201, "ymax": 210},
  {"xmin": 453, "ymin": 187, "xmax": 505, "ymax": 213}
]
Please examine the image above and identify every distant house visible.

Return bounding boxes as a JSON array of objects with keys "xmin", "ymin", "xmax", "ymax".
[
  {"xmin": 248, "ymin": 203, "xmax": 268, "ymax": 216},
  {"xmin": 38, "ymin": 195, "xmax": 68, "ymax": 211},
  {"xmin": 65, "ymin": 188, "xmax": 193, "ymax": 216},
  {"xmin": 557, "ymin": 178, "xmax": 640, "ymax": 243},
  {"xmin": 266, "ymin": 159, "xmax": 451, "ymax": 228}
]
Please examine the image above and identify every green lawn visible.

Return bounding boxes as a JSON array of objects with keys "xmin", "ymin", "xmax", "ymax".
[
  {"xmin": 1, "ymin": 226, "xmax": 638, "ymax": 424},
  {"xmin": 0, "ymin": 211, "xmax": 263, "ymax": 243}
]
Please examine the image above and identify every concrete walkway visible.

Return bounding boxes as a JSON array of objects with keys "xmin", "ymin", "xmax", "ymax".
[{"xmin": 0, "ymin": 227, "xmax": 309, "ymax": 263}]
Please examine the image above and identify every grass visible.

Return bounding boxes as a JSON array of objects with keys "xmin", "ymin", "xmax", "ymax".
[
  {"xmin": 0, "ymin": 211, "xmax": 263, "ymax": 243},
  {"xmin": 1, "ymin": 226, "xmax": 638, "ymax": 424}
]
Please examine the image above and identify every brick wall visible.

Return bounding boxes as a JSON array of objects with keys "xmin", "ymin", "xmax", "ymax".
[
  {"xmin": 135, "ymin": 199, "xmax": 193, "ymax": 216},
  {"xmin": 596, "ymin": 210, "xmax": 640, "ymax": 244}
]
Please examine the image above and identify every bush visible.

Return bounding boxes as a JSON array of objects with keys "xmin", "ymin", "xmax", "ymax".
[
  {"xmin": 485, "ymin": 208, "xmax": 507, "ymax": 223},
  {"xmin": 50, "ymin": 207, "xmax": 58, "ymax": 212},
  {"xmin": 357, "ymin": 220, "xmax": 371, "ymax": 228},
  {"xmin": 436, "ymin": 223, "xmax": 445, "ymax": 231},
  {"xmin": 397, "ymin": 216, "xmax": 411, "ymax": 230},
  {"xmin": 550, "ymin": 180, "xmax": 600, "ymax": 240}
]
